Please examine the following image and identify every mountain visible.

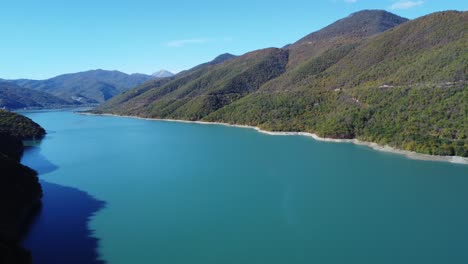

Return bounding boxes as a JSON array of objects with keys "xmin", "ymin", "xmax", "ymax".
[
  {"xmin": 96, "ymin": 53, "xmax": 241, "ymax": 114},
  {"xmin": 176, "ymin": 53, "xmax": 238, "ymax": 74},
  {"xmin": 207, "ymin": 53, "xmax": 238, "ymax": 65},
  {"xmin": 10, "ymin": 70, "xmax": 156, "ymax": 104},
  {"xmin": 0, "ymin": 82, "xmax": 78, "ymax": 110},
  {"xmin": 0, "ymin": 110, "xmax": 44, "ymax": 263},
  {"xmin": 95, "ymin": 10, "xmax": 467, "ymax": 157},
  {"xmin": 98, "ymin": 48, "xmax": 288, "ymax": 118},
  {"xmin": 286, "ymin": 10, "xmax": 408, "ymax": 67},
  {"xmin": 152, "ymin": 70, "xmax": 175, "ymax": 78}
]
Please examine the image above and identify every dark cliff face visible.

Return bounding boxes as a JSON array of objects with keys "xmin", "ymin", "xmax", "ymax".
[{"xmin": 0, "ymin": 112, "xmax": 44, "ymax": 264}]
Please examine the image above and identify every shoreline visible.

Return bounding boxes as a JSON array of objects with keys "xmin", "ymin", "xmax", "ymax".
[
  {"xmin": 15, "ymin": 106, "xmax": 96, "ymax": 114},
  {"xmin": 81, "ymin": 112, "xmax": 468, "ymax": 165}
]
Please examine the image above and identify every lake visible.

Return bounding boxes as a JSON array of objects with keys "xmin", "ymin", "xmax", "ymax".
[{"xmin": 20, "ymin": 110, "xmax": 468, "ymax": 264}]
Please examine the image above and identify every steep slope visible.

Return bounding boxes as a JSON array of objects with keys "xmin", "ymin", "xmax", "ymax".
[
  {"xmin": 206, "ymin": 11, "xmax": 468, "ymax": 156},
  {"xmin": 286, "ymin": 10, "xmax": 408, "ymax": 68},
  {"xmin": 0, "ymin": 110, "xmax": 44, "ymax": 264},
  {"xmin": 11, "ymin": 70, "xmax": 155, "ymax": 104},
  {"xmin": 98, "ymin": 49, "xmax": 287, "ymax": 120},
  {"xmin": 260, "ymin": 10, "xmax": 408, "ymax": 92},
  {"xmin": 96, "ymin": 10, "xmax": 467, "ymax": 157},
  {"xmin": 312, "ymin": 11, "xmax": 467, "ymax": 88},
  {"xmin": 99, "ymin": 10, "xmax": 406, "ymax": 114},
  {"xmin": 0, "ymin": 82, "xmax": 77, "ymax": 110},
  {"xmin": 205, "ymin": 53, "xmax": 238, "ymax": 65},
  {"xmin": 97, "ymin": 54, "xmax": 238, "ymax": 113},
  {"xmin": 262, "ymin": 10, "xmax": 465, "ymax": 93}
]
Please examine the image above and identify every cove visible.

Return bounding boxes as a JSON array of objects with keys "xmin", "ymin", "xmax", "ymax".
[{"xmin": 21, "ymin": 110, "xmax": 468, "ymax": 264}]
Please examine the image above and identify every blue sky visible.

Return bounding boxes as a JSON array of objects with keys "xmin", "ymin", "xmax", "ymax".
[{"xmin": 1, "ymin": 0, "xmax": 466, "ymax": 79}]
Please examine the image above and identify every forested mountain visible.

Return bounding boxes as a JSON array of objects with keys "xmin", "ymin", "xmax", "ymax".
[
  {"xmin": 9, "ymin": 70, "xmax": 155, "ymax": 104},
  {"xmin": 203, "ymin": 53, "xmax": 238, "ymax": 66},
  {"xmin": 98, "ymin": 49, "xmax": 286, "ymax": 119},
  {"xmin": 286, "ymin": 10, "xmax": 408, "ymax": 67},
  {"xmin": 0, "ymin": 110, "xmax": 44, "ymax": 263},
  {"xmin": 0, "ymin": 82, "xmax": 77, "ymax": 110},
  {"xmin": 95, "ymin": 10, "xmax": 467, "ymax": 157}
]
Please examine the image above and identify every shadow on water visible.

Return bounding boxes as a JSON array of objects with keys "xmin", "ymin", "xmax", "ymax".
[
  {"xmin": 21, "ymin": 181, "xmax": 106, "ymax": 264},
  {"xmin": 22, "ymin": 146, "xmax": 59, "ymax": 175}
]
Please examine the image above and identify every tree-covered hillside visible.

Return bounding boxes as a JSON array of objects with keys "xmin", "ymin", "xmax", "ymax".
[
  {"xmin": 206, "ymin": 82, "xmax": 466, "ymax": 156},
  {"xmin": 0, "ymin": 111, "xmax": 44, "ymax": 263},
  {"xmin": 99, "ymin": 48, "xmax": 288, "ymax": 120},
  {"xmin": 95, "ymin": 10, "xmax": 467, "ymax": 157},
  {"xmin": 286, "ymin": 10, "xmax": 408, "ymax": 68},
  {"xmin": 0, "ymin": 110, "xmax": 46, "ymax": 139}
]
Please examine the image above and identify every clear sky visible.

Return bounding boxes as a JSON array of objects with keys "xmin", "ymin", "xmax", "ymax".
[{"xmin": 1, "ymin": 0, "xmax": 466, "ymax": 79}]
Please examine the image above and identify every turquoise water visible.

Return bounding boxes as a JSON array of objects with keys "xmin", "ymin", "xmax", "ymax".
[{"xmin": 21, "ymin": 110, "xmax": 468, "ymax": 264}]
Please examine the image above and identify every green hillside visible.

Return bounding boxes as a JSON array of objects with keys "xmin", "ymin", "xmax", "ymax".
[
  {"xmin": 95, "ymin": 10, "xmax": 468, "ymax": 157},
  {"xmin": 0, "ymin": 110, "xmax": 46, "ymax": 139},
  {"xmin": 286, "ymin": 10, "xmax": 408, "ymax": 68},
  {"xmin": 0, "ymin": 111, "xmax": 44, "ymax": 263},
  {"xmin": 100, "ymin": 48, "xmax": 288, "ymax": 120}
]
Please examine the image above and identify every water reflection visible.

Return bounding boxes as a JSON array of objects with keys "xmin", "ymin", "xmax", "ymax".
[{"xmin": 22, "ymin": 146, "xmax": 58, "ymax": 175}]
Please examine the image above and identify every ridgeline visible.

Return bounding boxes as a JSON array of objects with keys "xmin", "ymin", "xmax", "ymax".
[{"xmin": 94, "ymin": 10, "xmax": 467, "ymax": 157}]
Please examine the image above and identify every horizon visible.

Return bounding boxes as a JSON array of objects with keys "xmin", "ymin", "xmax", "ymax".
[
  {"xmin": 1, "ymin": 0, "xmax": 466, "ymax": 80},
  {"xmin": 2, "ymin": 1, "xmax": 468, "ymax": 264}
]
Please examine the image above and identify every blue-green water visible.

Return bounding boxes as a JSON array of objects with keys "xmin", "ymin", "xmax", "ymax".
[{"xmin": 21, "ymin": 110, "xmax": 468, "ymax": 264}]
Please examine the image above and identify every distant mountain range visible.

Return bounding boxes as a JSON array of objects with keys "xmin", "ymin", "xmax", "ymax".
[
  {"xmin": 0, "ymin": 70, "xmax": 158, "ymax": 108},
  {"xmin": 152, "ymin": 70, "xmax": 175, "ymax": 78},
  {"xmin": 0, "ymin": 82, "xmax": 76, "ymax": 109},
  {"xmin": 9, "ymin": 70, "xmax": 156, "ymax": 104},
  {"xmin": 95, "ymin": 10, "xmax": 468, "ymax": 157}
]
